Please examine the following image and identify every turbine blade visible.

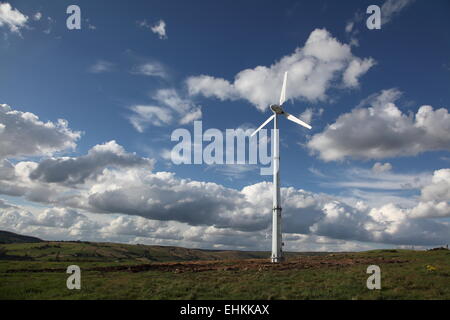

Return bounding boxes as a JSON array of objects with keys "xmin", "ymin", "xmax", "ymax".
[
  {"xmin": 251, "ymin": 114, "xmax": 275, "ymax": 137},
  {"xmin": 279, "ymin": 71, "xmax": 288, "ymax": 106},
  {"xmin": 284, "ymin": 112, "xmax": 312, "ymax": 130}
]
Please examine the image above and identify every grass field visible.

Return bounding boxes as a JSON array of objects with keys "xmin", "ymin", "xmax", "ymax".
[{"xmin": 0, "ymin": 241, "xmax": 449, "ymax": 300}]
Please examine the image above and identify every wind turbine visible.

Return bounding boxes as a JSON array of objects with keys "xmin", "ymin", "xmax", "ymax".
[{"xmin": 251, "ymin": 72, "xmax": 312, "ymax": 263}]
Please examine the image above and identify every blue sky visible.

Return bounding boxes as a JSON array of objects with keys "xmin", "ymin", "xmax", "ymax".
[{"xmin": 0, "ymin": 0, "xmax": 449, "ymax": 251}]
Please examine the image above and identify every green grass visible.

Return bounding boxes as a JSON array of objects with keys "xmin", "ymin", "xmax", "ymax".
[{"xmin": 0, "ymin": 242, "xmax": 449, "ymax": 300}]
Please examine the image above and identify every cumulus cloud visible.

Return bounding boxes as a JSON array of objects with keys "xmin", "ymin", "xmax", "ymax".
[
  {"xmin": 0, "ymin": 205, "xmax": 36, "ymax": 231},
  {"xmin": 0, "ymin": 2, "xmax": 28, "ymax": 33},
  {"xmin": 29, "ymin": 141, "xmax": 154, "ymax": 184},
  {"xmin": 128, "ymin": 88, "xmax": 202, "ymax": 131},
  {"xmin": 0, "ymin": 140, "xmax": 154, "ymax": 206},
  {"xmin": 367, "ymin": 203, "xmax": 449, "ymax": 245},
  {"xmin": 0, "ymin": 204, "xmax": 101, "ymax": 240},
  {"xmin": 0, "ymin": 104, "xmax": 81, "ymax": 160},
  {"xmin": 1, "ymin": 103, "xmax": 449, "ymax": 249},
  {"xmin": 310, "ymin": 201, "xmax": 373, "ymax": 242},
  {"xmin": 45, "ymin": 165, "xmax": 448, "ymax": 246},
  {"xmin": 85, "ymin": 170, "xmax": 267, "ymax": 231},
  {"xmin": 420, "ymin": 169, "xmax": 450, "ymax": 202},
  {"xmin": 410, "ymin": 169, "xmax": 450, "ymax": 218},
  {"xmin": 2, "ymin": 164, "xmax": 450, "ymax": 247},
  {"xmin": 187, "ymin": 28, "xmax": 375, "ymax": 111},
  {"xmin": 0, "ymin": 159, "xmax": 76, "ymax": 203},
  {"xmin": 35, "ymin": 207, "xmax": 87, "ymax": 228},
  {"xmin": 100, "ymin": 215, "xmax": 168, "ymax": 238},
  {"xmin": 308, "ymin": 89, "xmax": 450, "ymax": 161}
]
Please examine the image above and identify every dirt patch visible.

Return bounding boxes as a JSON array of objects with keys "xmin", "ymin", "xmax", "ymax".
[{"xmin": 5, "ymin": 255, "xmax": 408, "ymax": 274}]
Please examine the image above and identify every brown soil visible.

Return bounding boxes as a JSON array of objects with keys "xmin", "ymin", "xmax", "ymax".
[{"xmin": 6, "ymin": 255, "xmax": 408, "ymax": 274}]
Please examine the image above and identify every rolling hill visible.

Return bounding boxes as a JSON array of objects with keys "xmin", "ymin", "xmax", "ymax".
[
  {"xmin": 0, "ymin": 230, "xmax": 43, "ymax": 244},
  {"xmin": 0, "ymin": 239, "xmax": 318, "ymax": 263}
]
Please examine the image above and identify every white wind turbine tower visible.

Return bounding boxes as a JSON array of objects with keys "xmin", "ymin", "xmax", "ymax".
[{"xmin": 251, "ymin": 72, "xmax": 312, "ymax": 263}]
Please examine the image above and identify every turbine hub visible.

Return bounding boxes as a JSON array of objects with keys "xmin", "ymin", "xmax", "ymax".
[{"xmin": 270, "ymin": 104, "xmax": 284, "ymax": 114}]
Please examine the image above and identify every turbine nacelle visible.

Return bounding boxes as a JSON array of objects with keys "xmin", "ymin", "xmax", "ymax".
[
  {"xmin": 270, "ymin": 104, "xmax": 284, "ymax": 114},
  {"xmin": 250, "ymin": 72, "xmax": 312, "ymax": 138}
]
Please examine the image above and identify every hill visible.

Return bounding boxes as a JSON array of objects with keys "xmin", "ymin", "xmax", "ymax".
[
  {"xmin": 0, "ymin": 230, "xmax": 43, "ymax": 244},
  {"xmin": 0, "ymin": 240, "xmax": 320, "ymax": 263}
]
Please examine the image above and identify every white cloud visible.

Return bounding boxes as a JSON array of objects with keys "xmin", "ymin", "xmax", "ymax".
[
  {"xmin": 409, "ymin": 169, "xmax": 450, "ymax": 218},
  {"xmin": 420, "ymin": 169, "xmax": 450, "ymax": 202},
  {"xmin": 343, "ymin": 58, "xmax": 376, "ymax": 87},
  {"xmin": 151, "ymin": 19, "xmax": 167, "ymax": 39},
  {"xmin": 329, "ymin": 167, "xmax": 428, "ymax": 191},
  {"xmin": 179, "ymin": 108, "xmax": 202, "ymax": 125},
  {"xmin": 410, "ymin": 201, "xmax": 450, "ymax": 219},
  {"xmin": 337, "ymin": 168, "xmax": 450, "ymax": 220},
  {"xmin": 187, "ymin": 28, "xmax": 375, "ymax": 111},
  {"xmin": 366, "ymin": 203, "xmax": 448, "ymax": 244},
  {"xmin": 88, "ymin": 60, "xmax": 115, "ymax": 73},
  {"xmin": 1, "ymin": 103, "xmax": 449, "ymax": 249},
  {"xmin": 33, "ymin": 165, "xmax": 444, "ymax": 246},
  {"xmin": 299, "ymin": 107, "xmax": 324, "ymax": 124},
  {"xmin": 187, "ymin": 75, "xmax": 237, "ymax": 101},
  {"xmin": 308, "ymin": 89, "xmax": 450, "ymax": 161},
  {"xmin": 372, "ymin": 162, "xmax": 392, "ymax": 173},
  {"xmin": 84, "ymin": 169, "xmax": 268, "ymax": 231},
  {"xmin": 100, "ymin": 215, "xmax": 167, "ymax": 238},
  {"xmin": 128, "ymin": 88, "xmax": 202, "ymax": 130},
  {"xmin": 299, "ymin": 108, "xmax": 314, "ymax": 124},
  {"xmin": 0, "ymin": 205, "xmax": 35, "ymax": 230},
  {"xmin": 0, "ymin": 2, "xmax": 28, "ymax": 33},
  {"xmin": 35, "ymin": 207, "xmax": 87, "ymax": 228},
  {"xmin": 33, "ymin": 12, "xmax": 42, "ymax": 21},
  {"xmin": 131, "ymin": 62, "xmax": 167, "ymax": 78},
  {"xmin": 2, "ymin": 162, "xmax": 450, "ymax": 247},
  {"xmin": 0, "ymin": 139, "xmax": 154, "ymax": 206},
  {"xmin": 129, "ymin": 105, "xmax": 173, "ymax": 130},
  {"xmin": 0, "ymin": 104, "xmax": 81, "ymax": 160},
  {"xmin": 138, "ymin": 19, "xmax": 167, "ymax": 39},
  {"xmin": 381, "ymin": 0, "xmax": 415, "ymax": 25},
  {"xmin": 29, "ymin": 140, "xmax": 155, "ymax": 184}
]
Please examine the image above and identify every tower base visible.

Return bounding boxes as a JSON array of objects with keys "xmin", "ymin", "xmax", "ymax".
[{"xmin": 271, "ymin": 256, "xmax": 285, "ymax": 263}]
